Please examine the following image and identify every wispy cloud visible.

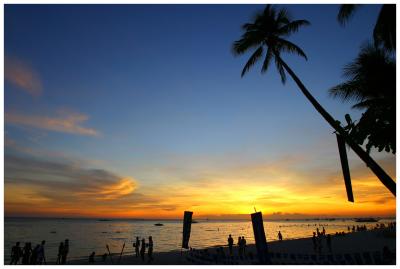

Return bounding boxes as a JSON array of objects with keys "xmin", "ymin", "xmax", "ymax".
[
  {"xmin": 5, "ymin": 56, "xmax": 43, "ymax": 96},
  {"xmin": 5, "ymin": 110, "xmax": 99, "ymax": 136},
  {"xmin": 4, "ymin": 154, "xmax": 177, "ymax": 218}
]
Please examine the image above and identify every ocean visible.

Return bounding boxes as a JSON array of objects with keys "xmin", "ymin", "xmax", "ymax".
[{"xmin": 4, "ymin": 217, "xmax": 394, "ymax": 263}]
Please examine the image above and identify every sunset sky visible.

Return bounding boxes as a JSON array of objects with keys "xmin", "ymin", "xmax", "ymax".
[{"xmin": 4, "ymin": 4, "xmax": 395, "ymax": 219}]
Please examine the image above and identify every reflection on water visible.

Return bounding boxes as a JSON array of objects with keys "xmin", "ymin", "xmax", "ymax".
[{"xmin": 4, "ymin": 217, "xmax": 394, "ymax": 263}]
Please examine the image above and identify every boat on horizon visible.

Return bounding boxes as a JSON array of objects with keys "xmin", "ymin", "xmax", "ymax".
[
  {"xmin": 98, "ymin": 219, "xmax": 112, "ymax": 221},
  {"xmin": 154, "ymin": 223, "xmax": 164, "ymax": 226}
]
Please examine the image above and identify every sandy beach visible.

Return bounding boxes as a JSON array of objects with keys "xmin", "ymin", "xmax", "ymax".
[{"xmin": 67, "ymin": 227, "xmax": 395, "ymax": 265}]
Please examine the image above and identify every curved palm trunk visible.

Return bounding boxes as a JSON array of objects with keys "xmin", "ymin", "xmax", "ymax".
[{"xmin": 277, "ymin": 56, "xmax": 396, "ymax": 196}]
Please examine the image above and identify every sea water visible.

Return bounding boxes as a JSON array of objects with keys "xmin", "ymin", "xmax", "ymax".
[{"xmin": 4, "ymin": 217, "xmax": 394, "ymax": 263}]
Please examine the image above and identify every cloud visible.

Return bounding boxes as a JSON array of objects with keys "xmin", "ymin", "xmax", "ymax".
[
  {"xmin": 5, "ymin": 56, "xmax": 43, "ymax": 96},
  {"xmin": 5, "ymin": 110, "xmax": 99, "ymax": 136},
  {"xmin": 4, "ymin": 154, "xmax": 178, "ymax": 217}
]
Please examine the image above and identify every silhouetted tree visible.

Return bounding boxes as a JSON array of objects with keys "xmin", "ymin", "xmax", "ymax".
[
  {"xmin": 337, "ymin": 4, "xmax": 395, "ymax": 52},
  {"xmin": 232, "ymin": 5, "xmax": 395, "ymax": 196},
  {"xmin": 330, "ymin": 44, "xmax": 395, "ymax": 154}
]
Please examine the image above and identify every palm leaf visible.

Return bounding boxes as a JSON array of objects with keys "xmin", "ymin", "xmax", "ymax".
[
  {"xmin": 277, "ymin": 38, "xmax": 308, "ymax": 60},
  {"xmin": 279, "ymin": 19, "xmax": 310, "ymax": 35},
  {"xmin": 241, "ymin": 46, "xmax": 264, "ymax": 77},
  {"xmin": 337, "ymin": 4, "xmax": 360, "ymax": 26},
  {"xmin": 261, "ymin": 47, "xmax": 273, "ymax": 73}
]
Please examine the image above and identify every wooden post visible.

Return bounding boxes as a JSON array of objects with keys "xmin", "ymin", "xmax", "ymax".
[{"xmin": 336, "ymin": 134, "xmax": 354, "ymax": 202}]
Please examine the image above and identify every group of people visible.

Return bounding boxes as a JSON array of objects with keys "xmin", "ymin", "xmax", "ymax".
[
  {"xmin": 348, "ymin": 225, "xmax": 367, "ymax": 232},
  {"xmin": 311, "ymin": 227, "xmax": 331, "ymax": 253},
  {"xmin": 133, "ymin": 236, "xmax": 154, "ymax": 263},
  {"xmin": 227, "ymin": 234, "xmax": 247, "ymax": 258},
  {"xmin": 56, "ymin": 239, "xmax": 70, "ymax": 264},
  {"xmin": 10, "ymin": 239, "xmax": 69, "ymax": 265},
  {"xmin": 10, "ymin": 240, "xmax": 47, "ymax": 265}
]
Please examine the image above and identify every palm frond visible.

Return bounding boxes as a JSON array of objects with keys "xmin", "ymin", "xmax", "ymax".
[
  {"xmin": 278, "ymin": 20, "xmax": 310, "ymax": 35},
  {"xmin": 232, "ymin": 32, "xmax": 264, "ymax": 56},
  {"xmin": 337, "ymin": 4, "xmax": 360, "ymax": 26},
  {"xmin": 373, "ymin": 4, "xmax": 396, "ymax": 52},
  {"xmin": 329, "ymin": 81, "xmax": 365, "ymax": 103},
  {"xmin": 261, "ymin": 47, "xmax": 273, "ymax": 73},
  {"xmin": 277, "ymin": 38, "xmax": 308, "ymax": 60},
  {"xmin": 241, "ymin": 46, "xmax": 264, "ymax": 77},
  {"xmin": 274, "ymin": 53, "xmax": 286, "ymax": 83},
  {"xmin": 276, "ymin": 8, "xmax": 290, "ymax": 25}
]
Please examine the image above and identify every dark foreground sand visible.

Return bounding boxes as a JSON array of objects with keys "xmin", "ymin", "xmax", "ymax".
[{"xmin": 68, "ymin": 228, "xmax": 395, "ymax": 265}]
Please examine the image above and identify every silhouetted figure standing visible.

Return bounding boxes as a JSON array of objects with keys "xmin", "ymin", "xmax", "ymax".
[
  {"xmin": 312, "ymin": 232, "xmax": 317, "ymax": 252},
  {"xmin": 10, "ymin": 242, "xmax": 22, "ymax": 265},
  {"xmin": 56, "ymin": 242, "xmax": 64, "ymax": 264},
  {"xmin": 140, "ymin": 239, "xmax": 146, "ymax": 262},
  {"xmin": 22, "ymin": 242, "xmax": 32, "ymax": 265},
  {"xmin": 352, "ymin": 225, "xmax": 355, "ymax": 232},
  {"xmin": 62, "ymin": 239, "xmax": 69, "ymax": 264},
  {"xmin": 347, "ymin": 226, "xmax": 350, "ymax": 232},
  {"xmin": 238, "ymin": 236, "xmax": 243, "ymax": 258},
  {"xmin": 322, "ymin": 227, "xmax": 326, "ymax": 236},
  {"xmin": 89, "ymin": 252, "xmax": 95, "ymax": 263},
  {"xmin": 326, "ymin": 234, "xmax": 332, "ymax": 252},
  {"xmin": 135, "ymin": 237, "xmax": 140, "ymax": 257},
  {"xmin": 37, "ymin": 240, "xmax": 46, "ymax": 265},
  {"xmin": 278, "ymin": 231, "xmax": 283, "ymax": 241},
  {"xmin": 148, "ymin": 236, "xmax": 153, "ymax": 262},
  {"xmin": 316, "ymin": 228, "xmax": 320, "ymax": 237},
  {"xmin": 241, "ymin": 236, "xmax": 246, "ymax": 257},
  {"xmin": 30, "ymin": 245, "xmax": 40, "ymax": 265},
  {"xmin": 227, "ymin": 235, "xmax": 234, "ymax": 256},
  {"xmin": 317, "ymin": 235, "xmax": 322, "ymax": 253}
]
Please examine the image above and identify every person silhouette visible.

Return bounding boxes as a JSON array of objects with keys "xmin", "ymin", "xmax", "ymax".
[
  {"xmin": 227, "ymin": 235, "xmax": 234, "ymax": 256},
  {"xmin": 62, "ymin": 239, "xmax": 69, "ymax": 264},
  {"xmin": 89, "ymin": 252, "xmax": 95, "ymax": 263},
  {"xmin": 241, "ymin": 236, "xmax": 246, "ymax": 256},
  {"xmin": 135, "ymin": 237, "xmax": 140, "ymax": 257},
  {"xmin": 37, "ymin": 240, "xmax": 46, "ymax": 265},
  {"xmin": 312, "ymin": 232, "xmax": 317, "ymax": 252},
  {"xmin": 326, "ymin": 234, "xmax": 332, "ymax": 252},
  {"xmin": 140, "ymin": 238, "xmax": 146, "ymax": 261},
  {"xmin": 238, "ymin": 236, "xmax": 242, "ymax": 258},
  {"xmin": 148, "ymin": 236, "xmax": 154, "ymax": 262},
  {"xmin": 322, "ymin": 227, "xmax": 326, "ymax": 236},
  {"xmin": 278, "ymin": 231, "xmax": 283, "ymax": 241},
  {"xmin": 10, "ymin": 242, "xmax": 22, "ymax": 265},
  {"xmin": 22, "ymin": 242, "xmax": 32, "ymax": 265},
  {"xmin": 30, "ymin": 244, "xmax": 40, "ymax": 265},
  {"xmin": 56, "ymin": 242, "xmax": 64, "ymax": 264}
]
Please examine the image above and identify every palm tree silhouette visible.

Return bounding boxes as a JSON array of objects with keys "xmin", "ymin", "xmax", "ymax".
[
  {"xmin": 330, "ymin": 43, "xmax": 395, "ymax": 154},
  {"xmin": 232, "ymin": 5, "xmax": 395, "ymax": 196},
  {"xmin": 337, "ymin": 4, "xmax": 395, "ymax": 53}
]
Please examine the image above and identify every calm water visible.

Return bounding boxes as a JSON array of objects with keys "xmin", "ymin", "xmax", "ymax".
[{"xmin": 4, "ymin": 217, "xmax": 394, "ymax": 263}]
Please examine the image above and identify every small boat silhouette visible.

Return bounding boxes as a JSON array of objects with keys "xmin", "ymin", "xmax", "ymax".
[{"xmin": 154, "ymin": 223, "xmax": 164, "ymax": 226}]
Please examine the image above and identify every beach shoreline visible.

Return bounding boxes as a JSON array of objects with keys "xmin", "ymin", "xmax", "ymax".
[{"xmin": 66, "ymin": 227, "xmax": 396, "ymax": 265}]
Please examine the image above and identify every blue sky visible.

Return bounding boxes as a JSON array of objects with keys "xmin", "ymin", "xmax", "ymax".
[{"xmin": 5, "ymin": 4, "xmax": 395, "ymax": 218}]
